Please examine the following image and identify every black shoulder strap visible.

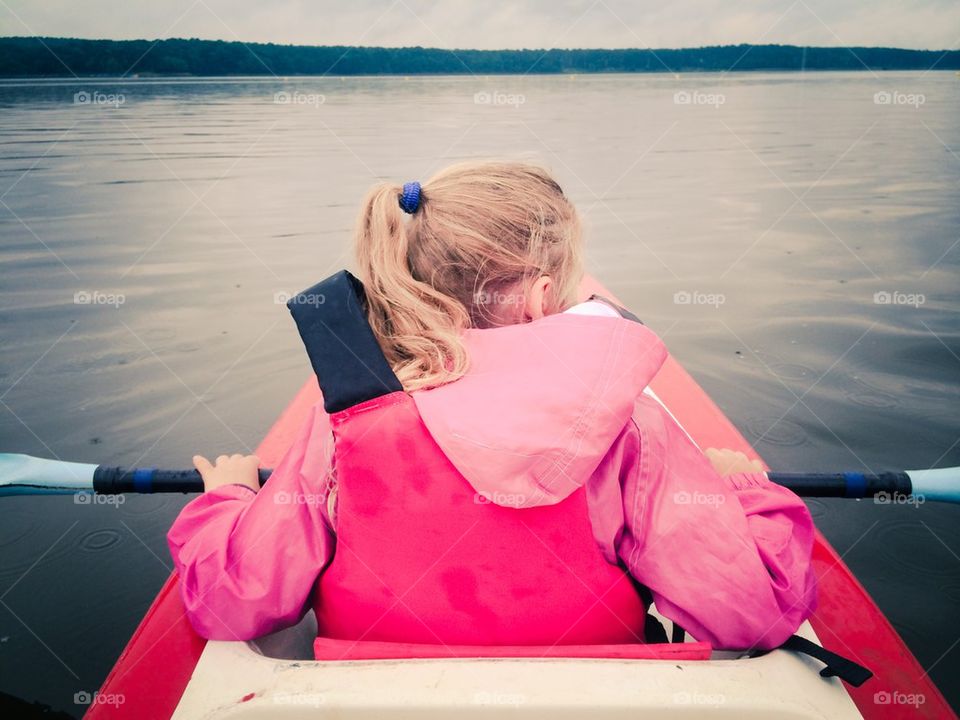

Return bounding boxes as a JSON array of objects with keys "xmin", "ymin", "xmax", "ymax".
[{"xmin": 287, "ymin": 271, "xmax": 403, "ymax": 414}]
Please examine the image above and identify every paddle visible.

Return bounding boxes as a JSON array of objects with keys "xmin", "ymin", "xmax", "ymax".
[
  {"xmin": 0, "ymin": 454, "xmax": 271, "ymax": 496},
  {"xmin": 0, "ymin": 453, "xmax": 957, "ymax": 504}
]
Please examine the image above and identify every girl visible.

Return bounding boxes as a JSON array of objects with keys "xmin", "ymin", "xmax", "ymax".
[{"xmin": 168, "ymin": 162, "xmax": 816, "ymax": 651}]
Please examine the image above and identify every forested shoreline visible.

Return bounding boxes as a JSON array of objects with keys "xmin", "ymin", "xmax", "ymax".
[{"xmin": 1, "ymin": 37, "xmax": 957, "ymax": 77}]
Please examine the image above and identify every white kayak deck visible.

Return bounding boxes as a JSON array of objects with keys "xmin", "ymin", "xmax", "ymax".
[{"xmin": 171, "ymin": 611, "xmax": 862, "ymax": 719}]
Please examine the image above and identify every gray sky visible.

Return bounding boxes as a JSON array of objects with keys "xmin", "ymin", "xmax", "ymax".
[{"xmin": 2, "ymin": 0, "xmax": 958, "ymax": 50}]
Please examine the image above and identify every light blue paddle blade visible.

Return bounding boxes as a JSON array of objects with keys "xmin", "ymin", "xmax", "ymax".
[
  {"xmin": 907, "ymin": 468, "xmax": 960, "ymax": 505},
  {"xmin": 0, "ymin": 453, "xmax": 97, "ymax": 496}
]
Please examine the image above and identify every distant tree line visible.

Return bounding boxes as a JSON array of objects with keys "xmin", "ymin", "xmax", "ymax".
[{"xmin": 1, "ymin": 37, "xmax": 957, "ymax": 76}]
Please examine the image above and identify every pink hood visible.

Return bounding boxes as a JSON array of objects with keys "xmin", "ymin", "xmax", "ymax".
[{"xmin": 413, "ymin": 313, "xmax": 667, "ymax": 508}]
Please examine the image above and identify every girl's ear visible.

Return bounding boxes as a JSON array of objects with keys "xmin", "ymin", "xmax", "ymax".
[{"xmin": 523, "ymin": 275, "xmax": 553, "ymax": 321}]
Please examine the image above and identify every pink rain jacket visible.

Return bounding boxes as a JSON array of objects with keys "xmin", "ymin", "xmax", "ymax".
[{"xmin": 168, "ymin": 302, "xmax": 817, "ymax": 650}]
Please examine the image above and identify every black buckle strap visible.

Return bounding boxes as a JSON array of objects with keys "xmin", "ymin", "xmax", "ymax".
[
  {"xmin": 643, "ymin": 614, "xmax": 667, "ymax": 644},
  {"xmin": 779, "ymin": 634, "xmax": 873, "ymax": 687},
  {"xmin": 586, "ymin": 294, "xmax": 644, "ymax": 324},
  {"xmin": 671, "ymin": 622, "xmax": 686, "ymax": 644}
]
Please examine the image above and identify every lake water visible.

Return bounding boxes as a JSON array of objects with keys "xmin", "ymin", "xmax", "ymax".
[{"xmin": 0, "ymin": 72, "xmax": 958, "ymax": 716}]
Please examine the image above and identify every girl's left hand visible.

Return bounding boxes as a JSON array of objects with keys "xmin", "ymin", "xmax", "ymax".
[
  {"xmin": 193, "ymin": 454, "xmax": 261, "ymax": 493},
  {"xmin": 705, "ymin": 448, "xmax": 764, "ymax": 476}
]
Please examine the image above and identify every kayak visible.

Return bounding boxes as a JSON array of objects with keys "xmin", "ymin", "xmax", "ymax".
[{"xmin": 86, "ymin": 277, "xmax": 954, "ymax": 719}]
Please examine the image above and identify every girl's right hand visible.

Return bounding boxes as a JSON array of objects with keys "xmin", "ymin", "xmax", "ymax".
[{"xmin": 193, "ymin": 454, "xmax": 261, "ymax": 493}]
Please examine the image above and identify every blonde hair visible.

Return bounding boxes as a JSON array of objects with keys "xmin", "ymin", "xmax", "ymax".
[{"xmin": 354, "ymin": 161, "xmax": 584, "ymax": 392}]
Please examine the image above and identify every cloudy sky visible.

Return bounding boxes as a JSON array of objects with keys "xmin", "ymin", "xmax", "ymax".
[{"xmin": 2, "ymin": 0, "xmax": 958, "ymax": 50}]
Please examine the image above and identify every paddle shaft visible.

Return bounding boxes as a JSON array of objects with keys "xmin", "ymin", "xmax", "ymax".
[
  {"xmin": 93, "ymin": 466, "xmax": 916, "ymax": 499},
  {"xmin": 3, "ymin": 453, "xmax": 954, "ymax": 502},
  {"xmin": 767, "ymin": 471, "xmax": 911, "ymax": 499},
  {"xmin": 93, "ymin": 466, "xmax": 272, "ymax": 494}
]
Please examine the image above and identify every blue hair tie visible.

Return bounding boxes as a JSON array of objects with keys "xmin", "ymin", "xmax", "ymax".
[{"xmin": 399, "ymin": 181, "xmax": 421, "ymax": 214}]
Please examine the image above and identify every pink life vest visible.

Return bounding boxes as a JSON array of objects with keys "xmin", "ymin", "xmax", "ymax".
[{"xmin": 288, "ymin": 271, "xmax": 648, "ymax": 646}]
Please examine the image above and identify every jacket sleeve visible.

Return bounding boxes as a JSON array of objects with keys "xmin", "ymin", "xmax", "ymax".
[
  {"xmin": 614, "ymin": 396, "xmax": 817, "ymax": 650},
  {"xmin": 167, "ymin": 403, "xmax": 336, "ymax": 640}
]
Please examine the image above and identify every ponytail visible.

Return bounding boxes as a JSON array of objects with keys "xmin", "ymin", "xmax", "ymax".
[
  {"xmin": 353, "ymin": 162, "xmax": 583, "ymax": 392},
  {"xmin": 355, "ymin": 183, "xmax": 471, "ymax": 391}
]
